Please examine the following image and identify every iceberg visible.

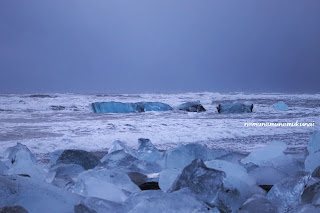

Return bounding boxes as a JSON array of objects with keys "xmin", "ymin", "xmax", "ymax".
[
  {"xmin": 56, "ymin": 150, "xmax": 100, "ymax": 170},
  {"xmin": 165, "ymin": 143, "xmax": 228, "ymax": 169},
  {"xmin": 248, "ymin": 166, "xmax": 288, "ymax": 185},
  {"xmin": 266, "ymin": 172, "xmax": 311, "ymax": 213},
  {"xmin": 217, "ymin": 101, "xmax": 253, "ymax": 113},
  {"xmin": 72, "ymin": 169, "xmax": 140, "ymax": 203},
  {"xmin": 0, "ymin": 175, "xmax": 81, "ymax": 213},
  {"xmin": 90, "ymin": 101, "xmax": 172, "ymax": 113},
  {"xmin": 137, "ymin": 138, "xmax": 162, "ymax": 163},
  {"xmin": 177, "ymin": 101, "xmax": 206, "ymax": 112},
  {"xmin": 168, "ymin": 159, "xmax": 225, "ymax": 206},
  {"xmin": 305, "ymin": 151, "xmax": 320, "ymax": 172},
  {"xmin": 273, "ymin": 101, "xmax": 289, "ymax": 111},
  {"xmin": 307, "ymin": 131, "xmax": 320, "ymax": 154},
  {"xmin": 158, "ymin": 168, "xmax": 182, "ymax": 192}
]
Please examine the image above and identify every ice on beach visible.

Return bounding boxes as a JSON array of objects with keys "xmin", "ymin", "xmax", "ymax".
[
  {"xmin": 99, "ymin": 150, "xmax": 162, "ymax": 174},
  {"xmin": 0, "ymin": 175, "xmax": 81, "ymax": 213},
  {"xmin": 301, "ymin": 181, "xmax": 320, "ymax": 204},
  {"xmin": 0, "ymin": 161, "xmax": 8, "ymax": 174},
  {"xmin": 241, "ymin": 141, "xmax": 287, "ymax": 167},
  {"xmin": 305, "ymin": 151, "xmax": 320, "ymax": 172},
  {"xmin": 273, "ymin": 101, "xmax": 289, "ymax": 111},
  {"xmin": 79, "ymin": 197, "xmax": 125, "ymax": 213},
  {"xmin": 307, "ymin": 131, "xmax": 320, "ymax": 154},
  {"xmin": 137, "ymin": 138, "xmax": 162, "ymax": 163},
  {"xmin": 158, "ymin": 168, "xmax": 182, "ymax": 192},
  {"xmin": 49, "ymin": 150, "xmax": 64, "ymax": 164},
  {"xmin": 90, "ymin": 101, "xmax": 172, "ymax": 113},
  {"xmin": 168, "ymin": 159, "xmax": 225, "ymax": 206},
  {"xmin": 127, "ymin": 188, "xmax": 210, "ymax": 213},
  {"xmin": 238, "ymin": 194, "xmax": 278, "ymax": 213},
  {"xmin": 3, "ymin": 143, "xmax": 46, "ymax": 180},
  {"xmin": 72, "ymin": 169, "xmax": 140, "ymax": 202},
  {"xmin": 57, "ymin": 149, "xmax": 100, "ymax": 170},
  {"xmin": 177, "ymin": 101, "xmax": 206, "ymax": 112},
  {"xmin": 109, "ymin": 140, "xmax": 136, "ymax": 157},
  {"xmin": 217, "ymin": 101, "xmax": 253, "ymax": 113},
  {"xmin": 165, "ymin": 143, "xmax": 228, "ymax": 169},
  {"xmin": 266, "ymin": 172, "xmax": 311, "ymax": 213},
  {"xmin": 288, "ymin": 204, "xmax": 320, "ymax": 213},
  {"xmin": 45, "ymin": 163, "xmax": 85, "ymax": 189},
  {"xmin": 205, "ymin": 160, "xmax": 256, "ymax": 197},
  {"xmin": 248, "ymin": 166, "xmax": 288, "ymax": 185}
]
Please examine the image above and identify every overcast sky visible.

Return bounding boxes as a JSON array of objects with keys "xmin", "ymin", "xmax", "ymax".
[{"xmin": 1, "ymin": 1, "xmax": 319, "ymax": 94}]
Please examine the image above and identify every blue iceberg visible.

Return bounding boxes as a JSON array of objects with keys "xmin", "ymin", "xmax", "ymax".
[
  {"xmin": 217, "ymin": 101, "xmax": 253, "ymax": 113},
  {"xmin": 177, "ymin": 101, "xmax": 206, "ymax": 112},
  {"xmin": 273, "ymin": 101, "xmax": 289, "ymax": 111},
  {"xmin": 90, "ymin": 101, "xmax": 172, "ymax": 113}
]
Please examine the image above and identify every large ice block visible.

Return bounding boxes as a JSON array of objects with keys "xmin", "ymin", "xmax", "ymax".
[
  {"xmin": 99, "ymin": 150, "xmax": 162, "ymax": 174},
  {"xmin": 177, "ymin": 101, "xmax": 206, "ymax": 112},
  {"xmin": 168, "ymin": 159, "xmax": 225, "ymax": 206},
  {"xmin": 307, "ymin": 131, "xmax": 320, "ymax": 154},
  {"xmin": 0, "ymin": 175, "xmax": 81, "ymax": 213},
  {"xmin": 305, "ymin": 151, "xmax": 320, "ymax": 172},
  {"xmin": 137, "ymin": 138, "xmax": 162, "ymax": 163},
  {"xmin": 248, "ymin": 166, "xmax": 288, "ymax": 185},
  {"xmin": 266, "ymin": 172, "xmax": 311, "ymax": 213},
  {"xmin": 239, "ymin": 194, "xmax": 278, "ymax": 213},
  {"xmin": 273, "ymin": 101, "xmax": 289, "ymax": 111},
  {"xmin": 217, "ymin": 101, "xmax": 253, "ymax": 113},
  {"xmin": 301, "ymin": 181, "xmax": 320, "ymax": 204},
  {"xmin": 72, "ymin": 169, "xmax": 140, "ymax": 203},
  {"xmin": 90, "ymin": 101, "xmax": 172, "ymax": 113},
  {"xmin": 205, "ymin": 160, "xmax": 256, "ymax": 197},
  {"xmin": 165, "ymin": 143, "xmax": 228, "ymax": 169},
  {"xmin": 158, "ymin": 168, "xmax": 182, "ymax": 192},
  {"xmin": 109, "ymin": 140, "xmax": 136, "ymax": 157},
  {"xmin": 57, "ymin": 150, "xmax": 100, "ymax": 170}
]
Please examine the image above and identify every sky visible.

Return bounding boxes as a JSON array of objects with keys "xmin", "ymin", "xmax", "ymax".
[{"xmin": 0, "ymin": 1, "xmax": 320, "ymax": 94}]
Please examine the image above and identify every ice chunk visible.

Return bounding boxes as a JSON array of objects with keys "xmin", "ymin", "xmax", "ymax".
[
  {"xmin": 109, "ymin": 140, "xmax": 136, "ymax": 157},
  {"xmin": 57, "ymin": 150, "xmax": 100, "ymax": 170},
  {"xmin": 248, "ymin": 166, "xmax": 288, "ymax": 185},
  {"xmin": 307, "ymin": 131, "xmax": 320, "ymax": 154},
  {"xmin": 72, "ymin": 169, "xmax": 140, "ymax": 202},
  {"xmin": 3, "ymin": 143, "xmax": 46, "ymax": 180},
  {"xmin": 45, "ymin": 163, "xmax": 85, "ymax": 189},
  {"xmin": 301, "ymin": 181, "xmax": 320, "ymax": 204},
  {"xmin": 90, "ymin": 101, "xmax": 172, "ymax": 113},
  {"xmin": 287, "ymin": 204, "xmax": 320, "ymax": 213},
  {"xmin": 0, "ymin": 161, "xmax": 8, "ymax": 174},
  {"xmin": 99, "ymin": 150, "xmax": 162, "ymax": 174},
  {"xmin": 205, "ymin": 160, "xmax": 256, "ymax": 197},
  {"xmin": 137, "ymin": 138, "xmax": 162, "ymax": 163},
  {"xmin": 49, "ymin": 150, "xmax": 64, "ymax": 165},
  {"xmin": 168, "ymin": 159, "xmax": 225, "ymax": 206},
  {"xmin": 273, "ymin": 101, "xmax": 289, "ymax": 111},
  {"xmin": 239, "ymin": 194, "xmax": 278, "ymax": 213},
  {"xmin": 127, "ymin": 172, "xmax": 148, "ymax": 186},
  {"xmin": 177, "ymin": 101, "xmax": 206, "ymax": 112},
  {"xmin": 0, "ymin": 175, "xmax": 81, "ymax": 213},
  {"xmin": 74, "ymin": 204, "xmax": 97, "ymax": 213},
  {"xmin": 312, "ymin": 165, "xmax": 320, "ymax": 178},
  {"xmin": 241, "ymin": 141, "xmax": 287, "ymax": 167},
  {"xmin": 266, "ymin": 172, "xmax": 311, "ymax": 213},
  {"xmin": 79, "ymin": 197, "xmax": 125, "ymax": 213},
  {"xmin": 305, "ymin": 151, "xmax": 320, "ymax": 173},
  {"xmin": 0, "ymin": 205, "xmax": 29, "ymax": 213},
  {"xmin": 165, "ymin": 143, "xmax": 228, "ymax": 169},
  {"xmin": 217, "ymin": 101, "xmax": 253, "ymax": 113},
  {"xmin": 158, "ymin": 168, "xmax": 182, "ymax": 192},
  {"xmin": 127, "ymin": 188, "xmax": 211, "ymax": 213}
]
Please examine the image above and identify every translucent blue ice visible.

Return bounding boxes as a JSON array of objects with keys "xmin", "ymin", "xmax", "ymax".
[
  {"xmin": 217, "ymin": 101, "xmax": 253, "ymax": 113},
  {"xmin": 273, "ymin": 101, "xmax": 289, "ymax": 111}
]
